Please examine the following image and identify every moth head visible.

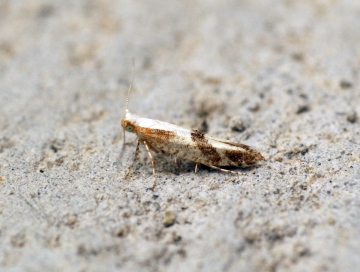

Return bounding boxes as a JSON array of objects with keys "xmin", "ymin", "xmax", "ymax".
[{"xmin": 121, "ymin": 111, "xmax": 136, "ymax": 134}]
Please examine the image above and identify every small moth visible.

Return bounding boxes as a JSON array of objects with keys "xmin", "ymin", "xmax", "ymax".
[{"xmin": 121, "ymin": 64, "xmax": 264, "ymax": 190}]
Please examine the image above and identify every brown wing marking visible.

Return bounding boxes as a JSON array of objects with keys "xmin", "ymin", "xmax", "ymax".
[
  {"xmin": 207, "ymin": 136, "xmax": 264, "ymax": 166},
  {"xmin": 138, "ymin": 127, "xmax": 178, "ymax": 154},
  {"xmin": 191, "ymin": 130, "xmax": 222, "ymax": 164}
]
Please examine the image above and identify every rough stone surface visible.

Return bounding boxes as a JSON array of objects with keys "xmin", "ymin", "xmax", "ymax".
[{"xmin": 0, "ymin": 1, "xmax": 359, "ymax": 271}]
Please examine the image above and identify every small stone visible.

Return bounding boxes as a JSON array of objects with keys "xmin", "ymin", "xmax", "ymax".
[
  {"xmin": 339, "ymin": 80, "xmax": 352, "ymax": 89},
  {"xmin": 296, "ymin": 104, "xmax": 310, "ymax": 114},
  {"xmin": 229, "ymin": 116, "xmax": 248, "ymax": 132},
  {"xmin": 163, "ymin": 210, "xmax": 176, "ymax": 227},
  {"xmin": 346, "ymin": 110, "xmax": 357, "ymax": 123}
]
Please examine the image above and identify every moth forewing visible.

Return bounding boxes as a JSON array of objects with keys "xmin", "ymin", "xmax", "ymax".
[{"xmin": 121, "ymin": 63, "xmax": 264, "ymax": 190}]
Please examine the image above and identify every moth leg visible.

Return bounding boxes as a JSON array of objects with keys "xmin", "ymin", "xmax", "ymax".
[
  {"xmin": 207, "ymin": 165, "xmax": 243, "ymax": 175},
  {"xmin": 194, "ymin": 163, "xmax": 200, "ymax": 173},
  {"xmin": 125, "ymin": 140, "xmax": 141, "ymax": 179},
  {"xmin": 123, "ymin": 129, "xmax": 137, "ymax": 148},
  {"xmin": 142, "ymin": 140, "xmax": 157, "ymax": 190},
  {"xmin": 124, "ymin": 138, "xmax": 138, "ymax": 146},
  {"xmin": 174, "ymin": 156, "xmax": 181, "ymax": 168}
]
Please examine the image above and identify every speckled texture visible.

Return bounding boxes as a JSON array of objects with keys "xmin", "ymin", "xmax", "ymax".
[{"xmin": 0, "ymin": 1, "xmax": 359, "ymax": 271}]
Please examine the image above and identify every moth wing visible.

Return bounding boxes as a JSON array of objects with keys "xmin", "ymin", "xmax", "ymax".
[{"xmin": 204, "ymin": 135, "xmax": 253, "ymax": 150}]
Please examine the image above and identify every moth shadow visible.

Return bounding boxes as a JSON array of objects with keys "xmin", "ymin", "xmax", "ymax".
[
  {"xmin": 151, "ymin": 154, "xmax": 196, "ymax": 175},
  {"xmin": 151, "ymin": 153, "xmax": 259, "ymax": 177},
  {"xmin": 201, "ymin": 165, "xmax": 258, "ymax": 174}
]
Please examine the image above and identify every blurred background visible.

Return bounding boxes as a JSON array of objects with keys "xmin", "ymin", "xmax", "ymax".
[{"xmin": 0, "ymin": 1, "xmax": 359, "ymax": 271}]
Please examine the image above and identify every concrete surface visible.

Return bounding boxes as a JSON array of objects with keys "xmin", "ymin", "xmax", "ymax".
[{"xmin": 0, "ymin": 0, "xmax": 359, "ymax": 271}]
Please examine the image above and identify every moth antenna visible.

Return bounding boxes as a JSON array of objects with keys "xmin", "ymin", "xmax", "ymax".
[{"xmin": 126, "ymin": 58, "xmax": 135, "ymax": 112}]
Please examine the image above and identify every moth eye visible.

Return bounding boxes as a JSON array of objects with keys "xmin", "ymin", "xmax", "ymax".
[{"xmin": 126, "ymin": 126, "xmax": 133, "ymax": 132}]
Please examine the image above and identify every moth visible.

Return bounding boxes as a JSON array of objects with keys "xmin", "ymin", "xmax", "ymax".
[{"xmin": 121, "ymin": 65, "xmax": 264, "ymax": 190}]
